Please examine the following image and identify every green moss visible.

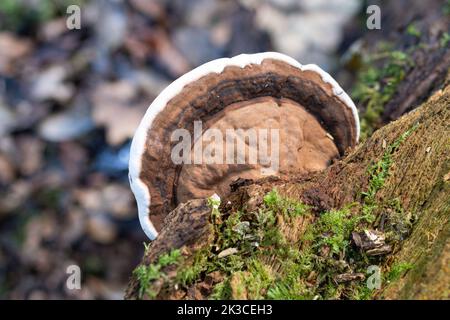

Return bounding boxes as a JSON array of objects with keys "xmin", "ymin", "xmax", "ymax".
[
  {"xmin": 214, "ymin": 254, "xmax": 246, "ymax": 274},
  {"xmin": 221, "ymin": 211, "xmax": 245, "ymax": 248},
  {"xmin": 158, "ymin": 249, "xmax": 182, "ymax": 266},
  {"xmin": 265, "ymin": 252, "xmax": 316, "ymax": 300},
  {"xmin": 352, "ymin": 48, "xmax": 412, "ymax": 139},
  {"xmin": 440, "ymin": 32, "xmax": 450, "ymax": 48},
  {"xmin": 264, "ymin": 189, "xmax": 310, "ymax": 217},
  {"xmin": 361, "ymin": 124, "xmax": 418, "ymax": 221},
  {"xmin": 176, "ymin": 249, "xmax": 209, "ymax": 286},
  {"xmin": 313, "ymin": 208, "xmax": 358, "ymax": 255},
  {"xmin": 406, "ymin": 24, "xmax": 421, "ymax": 38},
  {"xmin": 177, "ymin": 191, "xmax": 315, "ymax": 299},
  {"xmin": 349, "ymin": 284, "xmax": 374, "ymax": 300},
  {"xmin": 133, "ymin": 249, "xmax": 182, "ymax": 299},
  {"xmin": 210, "ymin": 278, "xmax": 232, "ymax": 300},
  {"xmin": 267, "ymin": 280, "xmax": 312, "ymax": 300},
  {"xmin": 178, "ymin": 186, "xmax": 417, "ymax": 300},
  {"xmin": 386, "ymin": 262, "xmax": 414, "ymax": 282},
  {"xmin": 244, "ymin": 259, "xmax": 274, "ymax": 299},
  {"xmin": 218, "ymin": 195, "xmax": 364, "ymax": 299},
  {"xmin": 219, "ymin": 259, "xmax": 276, "ymax": 300}
]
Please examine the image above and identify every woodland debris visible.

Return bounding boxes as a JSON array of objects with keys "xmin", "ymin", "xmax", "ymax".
[
  {"xmin": 38, "ymin": 110, "xmax": 94, "ymax": 142},
  {"xmin": 0, "ymin": 32, "xmax": 32, "ymax": 74},
  {"xmin": 352, "ymin": 230, "xmax": 392, "ymax": 256},
  {"xmin": 334, "ymin": 272, "xmax": 365, "ymax": 283},
  {"xmin": 366, "ymin": 245, "xmax": 393, "ymax": 256},
  {"xmin": 217, "ymin": 248, "xmax": 238, "ymax": 258}
]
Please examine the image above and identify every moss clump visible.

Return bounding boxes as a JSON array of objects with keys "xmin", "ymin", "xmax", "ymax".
[
  {"xmin": 313, "ymin": 208, "xmax": 359, "ymax": 255},
  {"xmin": 263, "ymin": 189, "xmax": 310, "ymax": 217},
  {"xmin": 406, "ymin": 23, "xmax": 421, "ymax": 38},
  {"xmin": 176, "ymin": 249, "xmax": 209, "ymax": 286},
  {"xmin": 175, "ymin": 190, "xmax": 377, "ymax": 300},
  {"xmin": 133, "ymin": 249, "xmax": 182, "ymax": 299},
  {"xmin": 386, "ymin": 262, "xmax": 414, "ymax": 282},
  {"xmin": 440, "ymin": 32, "xmax": 450, "ymax": 48},
  {"xmin": 210, "ymin": 277, "xmax": 232, "ymax": 299}
]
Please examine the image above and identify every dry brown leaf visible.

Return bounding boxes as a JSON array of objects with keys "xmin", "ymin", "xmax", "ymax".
[
  {"xmin": 92, "ymin": 81, "xmax": 147, "ymax": 146},
  {"xmin": 0, "ymin": 32, "xmax": 32, "ymax": 75}
]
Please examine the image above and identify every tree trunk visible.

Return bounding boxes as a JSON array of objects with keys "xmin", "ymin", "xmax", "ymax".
[
  {"xmin": 125, "ymin": 2, "xmax": 450, "ymax": 299},
  {"xmin": 125, "ymin": 76, "xmax": 449, "ymax": 300}
]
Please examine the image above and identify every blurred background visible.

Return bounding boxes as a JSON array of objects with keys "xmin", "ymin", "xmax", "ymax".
[{"xmin": 0, "ymin": 0, "xmax": 446, "ymax": 299}]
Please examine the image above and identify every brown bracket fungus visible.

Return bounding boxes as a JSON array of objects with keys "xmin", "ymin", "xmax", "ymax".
[{"xmin": 129, "ymin": 52, "xmax": 359, "ymax": 240}]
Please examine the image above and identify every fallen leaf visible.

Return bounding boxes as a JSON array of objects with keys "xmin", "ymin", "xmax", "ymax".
[
  {"xmin": 31, "ymin": 65, "xmax": 74, "ymax": 102},
  {"xmin": 92, "ymin": 81, "xmax": 147, "ymax": 146},
  {"xmin": 0, "ymin": 32, "xmax": 32, "ymax": 75},
  {"xmin": 38, "ymin": 109, "xmax": 94, "ymax": 142}
]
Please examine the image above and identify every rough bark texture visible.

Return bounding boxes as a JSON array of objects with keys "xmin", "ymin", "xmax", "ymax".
[{"xmin": 125, "ymin": 78, "xmax": 449, "ymax": 300}]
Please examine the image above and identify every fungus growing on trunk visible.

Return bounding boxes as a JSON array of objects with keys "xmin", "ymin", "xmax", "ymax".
[{"xmin": 129, "ymin": 52, "xmax": 359, "ymax": 240}]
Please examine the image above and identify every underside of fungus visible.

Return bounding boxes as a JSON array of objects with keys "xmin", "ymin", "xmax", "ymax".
[{"xmin": 129, "ymin": 52, "xmax": 360, "ymax": 240}]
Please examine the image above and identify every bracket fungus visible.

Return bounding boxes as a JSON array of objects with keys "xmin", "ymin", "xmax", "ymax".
[{"xmin": 129, "ymin": 52, "xmax": 359, "ymax": 240}]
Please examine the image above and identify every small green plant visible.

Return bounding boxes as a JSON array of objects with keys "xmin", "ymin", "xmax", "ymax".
[
  {"xmin": 314, "ymin": 208, "xmax": 358, "ymax": 255},
  {"xmin": 158, "ymin": 249, "xmax": 182, "ymax": 266},
  {"xmin": 350, "ymin": 284, "xmax": 374, "ymax": 300},
  {"xmin": 386, "ymin": 262, "xmax": 414, "ymax": 282},
  {"xmin": 143, "ymin": 242, "xmax": 151, "ymax": 255},
  {"xmin": 208, "ymin": 194, "xmax": 221, "ymax": 222},
  {"xmin": 267, "ymin": 281, "xmax": 311, "ymax": 300},
  {"xmin": 134, "ymin": 264, "xmax": 162, "ymax": 299},
  {"xmin": 440, "ymin": 32, "xmax": 450, "ymax": 48},
  {"xmin": 406, "ymin": 24, "xmax": 421, "ymax": 38},
  {"xmin": 264, "ymin": 189, "xmax": 310, "ymax": 217},
  {"xmin": 244, "ymin": 259, "xmax": 274, "ymax": 299},
  {"xmin": 176, "ymin": 250, "xmax": 208, "ymax": 286},
  {"xmin": 134, "ymin": 249, "xmax": 182, "ymax": 299},
  {"xmin": 210, "ymin": 278, "xmax": 232, "ymax": 300}
]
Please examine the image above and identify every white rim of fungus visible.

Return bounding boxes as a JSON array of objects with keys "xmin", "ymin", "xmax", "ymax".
[{"xmin": 129, "ymin": 52, "xmax": 360, "ymax": 240}]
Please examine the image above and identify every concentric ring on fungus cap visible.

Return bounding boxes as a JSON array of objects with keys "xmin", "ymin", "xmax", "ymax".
[{"xmin": 129, "ymin": 52, "xmax": 360, "ymax": 240}]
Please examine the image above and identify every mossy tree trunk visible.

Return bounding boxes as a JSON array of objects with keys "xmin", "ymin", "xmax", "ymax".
[
  {"xmin": 125, "ymin": 77, "xmax": 449, "ymax": 300},
  {"xmin": 125, "ymin": 1, "xmax": 450, "ymax": 300}
]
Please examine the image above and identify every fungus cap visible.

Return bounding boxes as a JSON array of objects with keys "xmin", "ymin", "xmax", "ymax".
[{"xmin": 129, "ymin": 52, "xmax": 359, "ymax": 240}]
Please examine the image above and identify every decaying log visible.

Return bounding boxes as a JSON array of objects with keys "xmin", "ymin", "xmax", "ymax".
[{"xmin": 125, "ymin": 77, "xmax": 449, "ymax": 300}]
